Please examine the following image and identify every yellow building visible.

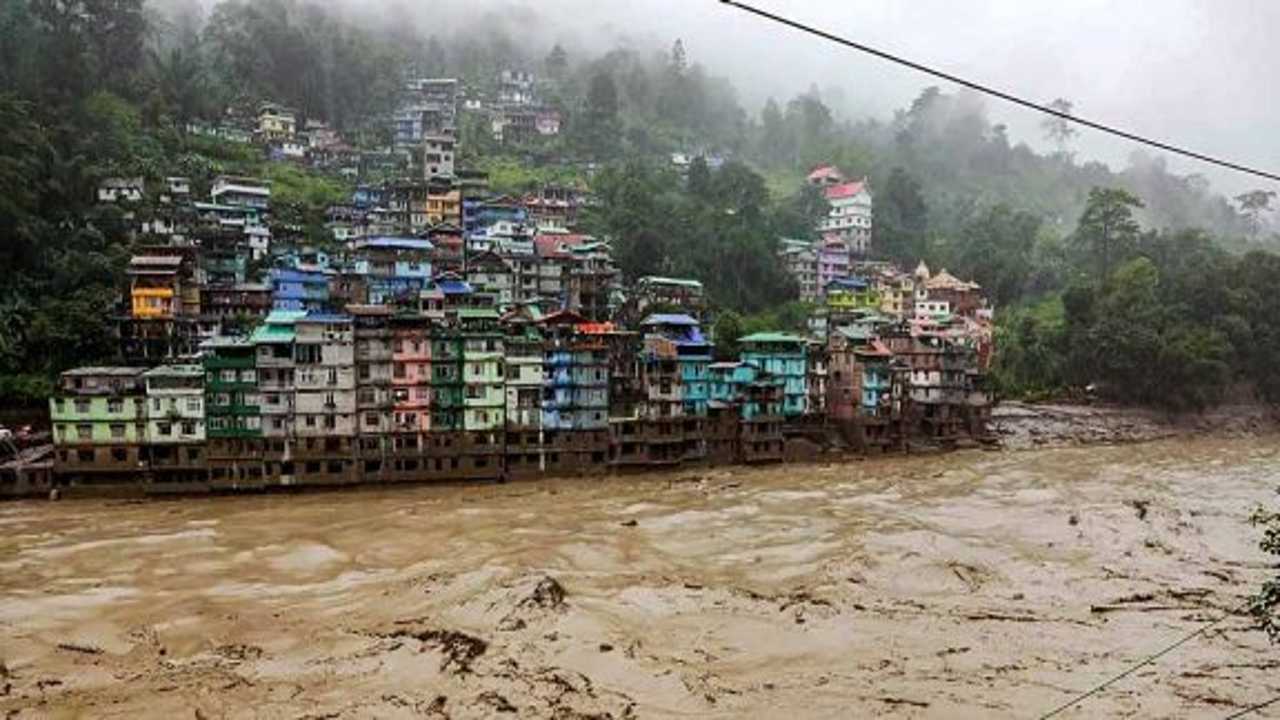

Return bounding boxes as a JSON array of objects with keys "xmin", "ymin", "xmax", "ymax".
[
  {"xmin": 825, "ymin": 277, "xmax": 880, "ymax": 312},
  {"xmin": 427, "ymin": 187, "xmax": 462, "ymax": 227},
  {"xmin": 131, "ymin": 287, "xmax": 175, "ymax": 319}
]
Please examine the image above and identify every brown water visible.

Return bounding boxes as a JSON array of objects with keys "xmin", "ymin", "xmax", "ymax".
[{"xmin": 2, "ymin": 437, "xmax": 1278, "ymax": 719}]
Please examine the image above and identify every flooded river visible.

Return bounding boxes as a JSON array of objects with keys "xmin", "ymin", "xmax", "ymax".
[{"xmin": 2, "ymin": 437, "xmax": 1278, "ymax": 718}]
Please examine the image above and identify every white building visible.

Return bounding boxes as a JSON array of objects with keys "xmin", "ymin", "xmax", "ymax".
[
  {"xmin": 820, "ymin": 179, "xmax": 873, "ymax": 256},
  {"xmin": 423, "ymin": 134, "xmax": 455, "ymax": 180}
]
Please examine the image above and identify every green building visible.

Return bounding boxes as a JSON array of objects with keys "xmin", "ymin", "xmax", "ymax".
[{"xmin": 739, "ymin": 332, "xmax": 809, "ymax": 418}]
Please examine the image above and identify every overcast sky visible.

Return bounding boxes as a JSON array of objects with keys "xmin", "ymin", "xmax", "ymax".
[{"xmin": 440, "ymin": 0, "xmax": 1279, "ymax": 197}]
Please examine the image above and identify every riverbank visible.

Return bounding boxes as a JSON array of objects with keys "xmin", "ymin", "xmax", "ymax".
[
  {"xmin": 991, "ymin": 401, "xmax": 1278, "ymax": 451},
  {"xmin": 1, "ymin": 435, "xmax": 1276, "ymax": 718}
]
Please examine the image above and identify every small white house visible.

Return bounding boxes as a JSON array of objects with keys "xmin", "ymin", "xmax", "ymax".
[{"xmin": 98, "ymin": 177, "xmax": 145, "ymax": 204}]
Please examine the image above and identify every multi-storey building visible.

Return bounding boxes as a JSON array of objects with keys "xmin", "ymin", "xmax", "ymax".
[
  {"xmin": 271, "ymin": 267, "xmax": 331, "ymax": 312},
  {"xmin": 634, "ymin": 276, "xmax": 706, "ymax": 321},
  {"xmin": 211, "ymin": 176, "xmax": 271, "ymax": 212},
  {"xmin": 292, "ymin": 314, "xmax": 357, "ymax": 485},
  {"xmin": 351, "ymin": 306, "xmax": 396, "ymax": 444},
  {"xmin": 423, "ymin": 135, "xmax": 456, "ymax": 180},
  {"xmin": 203, "ymin": 337, "xmax": 264, "ymax": 488},
  {"xmin": 779, "ymin": 238, "xmax": 819, "ymax": 302},
  {"xmin": 141, "ymin": 365, "xmax": 206, "ymax": 489},
  {"xmin": 49, "ymin": 367, "xmax": 148, "ymax": 487},
  {"xmin": 502, "ymin": 308, "xmax": 545, "ymax": 433},
  {"xmin": 429, "ymin": 323, "xmax": 465, "ymax": 432},
  {"xmin": 459, "ymin": 309, "xmax": 505, "ymax": 432},
  {"xmin": 739, "ymin": 333, "xmax": 809, "ymax": 418},
  {"xmin": 567, "ymin": 240, "xmax": 618, "ymax": 322},
  {"xmin": 390, "ymin": 313, "xmax": 433, "ymax": 434},
  {"xmin": 352, "ymin": 237, "xmax": 433, "ymax": 306},
  {"xmin": 820, "ymin": 179, "xmax": 873, "ymax": 256},
  {"xmin": 707, "ymin": 361, "xmax": 785, "ymax": 463}
]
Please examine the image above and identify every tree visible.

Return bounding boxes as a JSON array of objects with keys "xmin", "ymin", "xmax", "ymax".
[
  {"xmin": 1251, "ymin": 499, "xmax": 1279, "ymax": 643},
  {"xmin": 148, "ymin": 45, "xmax": 208, "ymax": 131},
  {"xmin": 712, "ymin": 310, "xmax": 744, "ymax": 360},
  {"xmin": 875, "ymin": 167, "xmax": 928, "ymax": 263},
  {"xmin": 545, "ymin": 43, "xmax": 567, "ymax": 81},
  {"xmin": 1235, "ymin": 189, "xmax": 1276, "ymax": 242},
  {"xmin": 686, "ymin": 156, "xmax": 711, "ymax": 198},
  {"xmin": 1041, "ymin": 98, "xmax": 1077, "ymax": 157},
  {"xmin": 1075, "ymin": 187, "xmax": 1143, "ymax": 282}
]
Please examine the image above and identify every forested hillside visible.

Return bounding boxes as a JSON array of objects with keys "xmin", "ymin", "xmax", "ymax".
[{"xmin": 1, "ymin": 0, "xmax": 1278, "ymax": 409}]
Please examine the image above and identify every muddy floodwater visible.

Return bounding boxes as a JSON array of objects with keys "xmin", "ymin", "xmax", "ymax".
[{"xmin": 2, "ymin": 437, "xmax": 1279, "ymax": 719}]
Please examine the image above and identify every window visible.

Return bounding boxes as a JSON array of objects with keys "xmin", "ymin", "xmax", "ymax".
[
  {"xmin": 111, "ymin": 447, "xmax": 127, "ymax": 462},
  {"xmin": 152, "ymin": 398, "xmax": 163, "ymax": 411},
  {"xmin": 305, "ymin": 415, "xmax": 316, "ymax": 428},
  {"xmin": 186, "ymin": 398, "xmax": 201, "ymax": 413},
  {"xmin": 110, "ymin": 424, "xmax": 126, "ymax": 439},
  {"xmin": 108, "ymin": 398, "xmax": 123, "ymax": 414},
  {"xmin": 182, "ymin": 421, "xmax": 196, "ymax": 435},
  {"xmin": 77, "ymin": 449, "xmax": 93, "ymax": 463},
  {"xmin": 76, "ymin": 424, "xmax": 92, "ymax": 440},
  {"xmin": 158, "ymin": 422, "xmax": 172, "ymax": 436}
]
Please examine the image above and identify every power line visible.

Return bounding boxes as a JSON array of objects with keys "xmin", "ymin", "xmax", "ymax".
[
  {"xmin": 718, "ymin": 0, "xmax": 1280, "ymax": 184},
  {"xmin": 1035, "ymin": 607, "xmax": 1239, "ymax": 719},
  {"xmin": 1223, "ymin": 694, "xmax": 1280, "ymax": 719}
]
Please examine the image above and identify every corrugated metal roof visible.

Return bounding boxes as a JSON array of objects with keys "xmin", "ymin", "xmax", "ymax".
[
  {"xmin": 737, "ymin": 333, "xmax": 803, "ymax": 343},
  {"xmin": 640, "ymin": 313, "xmax": 699, "ymax": 327}
]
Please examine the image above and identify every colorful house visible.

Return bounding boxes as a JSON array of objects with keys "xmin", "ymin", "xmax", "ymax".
[
  {"xmin": 739, "ymin": 332, "xmax": 809, "ymax": 417},
  {"xmin": 640, "ymin": 314, "xmax": 713, "ymax": 416},
  {"xmin": 49, "ymin": 367, "xmax": 148, "ymax": 483},
  {"xmin": 459, "ymin": 308, "xmax": 505, "ymax": 431}
]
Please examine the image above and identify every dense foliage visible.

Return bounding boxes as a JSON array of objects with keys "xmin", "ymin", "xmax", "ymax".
[{"xmin": 2, "ymin": 0, "xmax": 1279, "ymax": 415}]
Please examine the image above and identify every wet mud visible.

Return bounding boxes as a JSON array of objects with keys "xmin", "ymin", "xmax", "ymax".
[{"xmin": 2, "ymin": 436, "xmax": 1278, "ymax": 718}]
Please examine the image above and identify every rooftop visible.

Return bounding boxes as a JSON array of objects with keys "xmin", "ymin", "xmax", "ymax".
[
  {"xmin": 639, "ymin": 276, "xmax": 703, "ymax": 290},
  {"xmin": 824, "ymin": 180, "xmax": 868, "ymax": 200},
  {"xmin": 142, "ymin": 364, "xmax": 205, "ymax": 378},
  {"xmin": 62, "ymin": 366, "xmax": 147, "ymax": 378},
  {"xmin": 739, "ymin": 332, "xmax": 807, "ymax": 346},
  {"xmin": 640, "ymin": 313, "xmax": 699, "ymax": 327}
]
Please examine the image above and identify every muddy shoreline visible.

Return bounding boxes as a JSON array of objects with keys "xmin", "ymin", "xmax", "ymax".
[{"xmin": 2, "ymin": 434, "xmax": 1278, "ymax": 718}]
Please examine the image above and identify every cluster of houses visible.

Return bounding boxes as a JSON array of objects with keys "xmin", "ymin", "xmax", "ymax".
[
  {"xmin": 6, "ymin": 116, "xmax": 998, "ymax": 496},
  {"xmin": 30, "ymin": 233, "xmax": 993, "ymax": 496},
  {"xmin": 37, "ymin": 270, "xmax": 991, "ymax": 496},
  {"xmin": 185, "ymin": 68, "xmax": 563, "ymax": 181}
]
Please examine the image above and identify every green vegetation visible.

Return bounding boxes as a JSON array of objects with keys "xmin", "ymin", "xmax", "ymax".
[
  {"xmin": 1252, "ymin": 501, "xmax": 1280, "ymax": 643},
  {"xmin": 3, "ymin": 0, "xmax": 1280, "ymax": 418}
]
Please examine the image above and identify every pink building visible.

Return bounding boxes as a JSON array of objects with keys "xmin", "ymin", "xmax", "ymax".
[
  {"xmin": 391, "ymin": 322, "xmax": 432, "ymax": 433},
  {"xmin": 816, "ymin": 238, "xmax": 852, "ymax": 297}
]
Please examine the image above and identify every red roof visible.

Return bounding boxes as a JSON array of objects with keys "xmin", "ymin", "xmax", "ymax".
[
  {"xmin": 824, "ymin": 181, "xmax": 867, "ymax": 200},
  {"xmin": 534, "ymin": 233, "xmax": 588, "ymax": 259}
]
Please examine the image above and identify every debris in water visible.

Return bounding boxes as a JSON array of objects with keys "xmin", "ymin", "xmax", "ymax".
[{"xmin": 56, "ymin": 642, "xmax": 103, "ymax": 655}]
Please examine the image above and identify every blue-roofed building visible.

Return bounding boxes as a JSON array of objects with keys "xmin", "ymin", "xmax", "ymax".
[
  {"xmin": 739, "ymin": 332, "xmax": 809, "ymax": 417},
  {"xmin": 640, "ymin": 313, "xmax": 713, "ymax": 416},
  {"xmin": 352, "ymin": 237, "xmax": 434, "ymax": 306},
  {"xmin": 270, "ymin": 267, "xmax": 331, "ymax": 312},
  {"xmin": 465, "ymin": 197, "xmax": 528, "ymax": 240}
]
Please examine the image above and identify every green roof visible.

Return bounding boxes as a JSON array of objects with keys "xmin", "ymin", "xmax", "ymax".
[
  {"xmin": 251, "ymin": 324, "xmax": 296, "ymax": 344},
  {"xmin": 739, "ymin": 332, "xmax": 807, "ymax": 345},
  {"xmin": 457, "ymin": 308, "xmax": 500, "ymax": 319}
]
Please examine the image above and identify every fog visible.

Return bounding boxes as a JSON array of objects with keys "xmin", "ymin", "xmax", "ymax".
[{"xmin": 364, "ymin": 0, "xmax": 1278, "ymax": 197}]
